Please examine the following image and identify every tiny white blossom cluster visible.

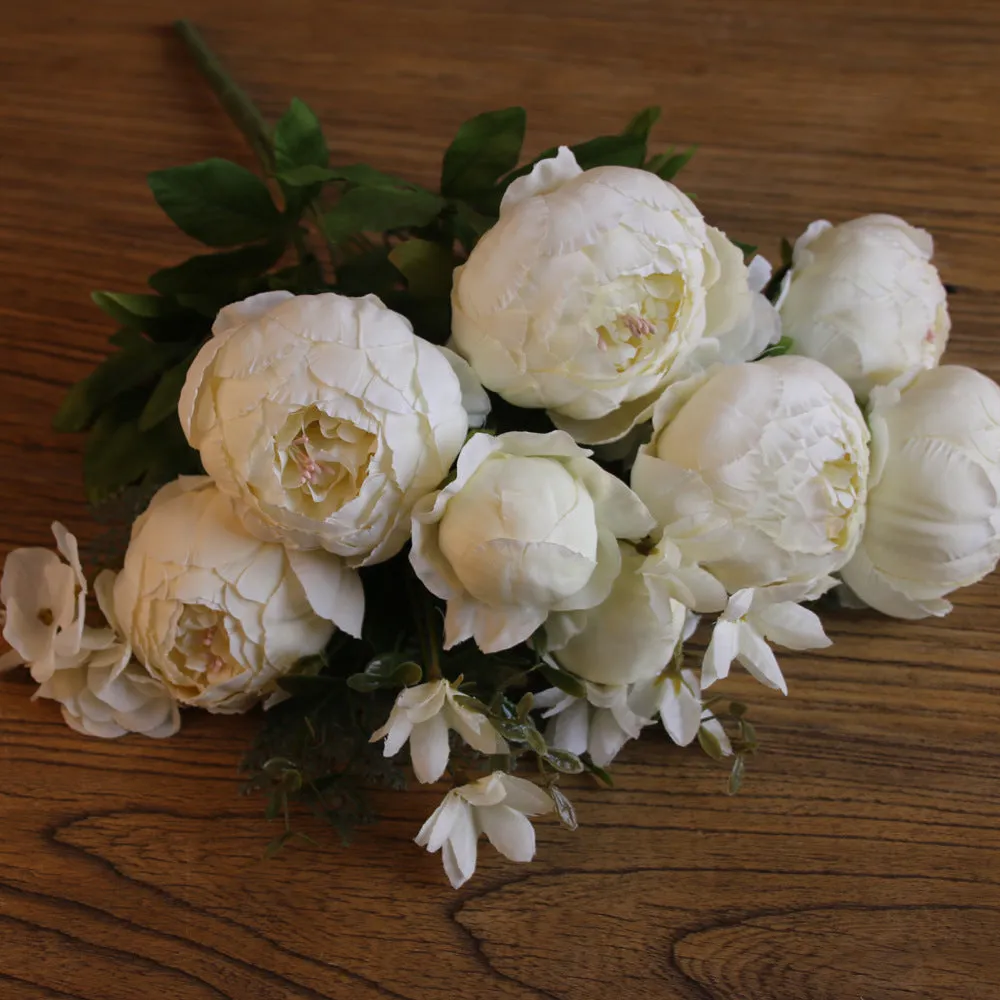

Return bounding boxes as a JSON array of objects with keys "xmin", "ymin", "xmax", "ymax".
[{"xmin": 4, "ymin": 142, "xmax": 998, "ymax": 891}]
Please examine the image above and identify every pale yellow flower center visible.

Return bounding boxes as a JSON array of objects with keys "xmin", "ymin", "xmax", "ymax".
[
  {"xmin": 275, "ymin": 407, "xmax": 378, "ymax": 517},
  {"xmin": 168, "ymin": 604, "xmax": 244, "ymax": 696},
  {"xmin": 593, "ymin": 272, "xmax": 686, "ymax": 370}
]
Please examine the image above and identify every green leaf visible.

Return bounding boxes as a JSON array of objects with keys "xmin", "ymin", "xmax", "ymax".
[
  {"xmin": 336, "ymin": 247, "xmax": 403, "ymax": 298},
  {"xmin": 53, "ymin": 338, "xmax": 190, "ymax": 433},
  {"xmin": 545, "ymin": 748, "xmax": 585, "ymax": 774},
  {"xmin": 346, "ymin": 652, "xmax": 422, "ymax": 692},
  {"xmin": 148, "ymin": 159, "xmax": 284, "ymax": 247},
  {"xmin": 83, "ymin": 413, "xmax": 149, "ymax": 504},
  {"xmin": 780, "ymin": 236, "xmax": 794, "ymax": 267},
  {"xmin": 388, "ymin": 239, "xmax": 455, "ymax": 299},
  {"xmin": 697, "ymin": 724, "xmax": 726, "ymax": 761},
  {"xmin": 732, "ymin": 240, "xmax": 758, "ymax": 260},
  {"xmin": 727, "ymin": 753, "xmax": 746, "ymax": 796},
  {"xmin": 274, "ymin": 98, "xmax": 329, "ymax": 172},
  {"xmin": 138, "ymin": 348, "xmax": 201, "ymax": 431},
  {"xmin": 582, "ymin": 755, "xmax": 614, "ymax": 787},
  {"xmin": 322, "ymin": 164, "xmax": 417, "ymax": 189},
  {"xmin": 441, "ymin": 107, "xmax": 527, "ymax": 199},
  {"xmin": 524, "ymin": 727, "xmax": 547, "ymax": 756},
  {"xmin": 571, "ymin": 133, "xmax": 646, "ymax": 170},
  {"xmin": 754, "ymin": 335, "xmax": 794, "ymax": 360},
  {"xmin": 622, "ymin": 105, "xmax": 661, "ymax": 142},
  {"xmin": 90, "ymin": 291, "xmax": 207, "ymax": 342},
  {"xmin": 549, "ymin": 785, "xmax": 578, "ymax": 831},
  {"xmin": 277, "ymin": 164, "xmax": 339, "ymax": 187},
  {"xmin": 515, "ymin": 691, "xmax": 534, "ymax": 721},
  {"xmin": 322, "ymin": 188, "xmax": 446, "ymax": 243},
  {"xmin": 729, "ymin": 701, "xmax": 748, "ymax": 719},
  {"xmin": 148, "ymin": 242, "xmax": 285, "ymax": 295},
  {"xmin": 645, "ymin": 146, "xmax": 697, "ymax": 181},
  {"xmin": 537, "ymin": 660, "xmax": 587, "ymax": 699}
]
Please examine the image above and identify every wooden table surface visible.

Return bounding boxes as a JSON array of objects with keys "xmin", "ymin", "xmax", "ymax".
[{"xmin": 3, "ymin": 2, "xmax": 1000, "ymax": 997}]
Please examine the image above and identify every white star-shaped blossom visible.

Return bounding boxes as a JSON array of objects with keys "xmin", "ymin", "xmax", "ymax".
[
  {"xmin": 371, "ymin": 679, "xmax": 504, "ymax": 784},
  {"xmin": 415, "ymin": 771, "xmax": 554, "ymax": 888},
  {"xmin": 703, "ymin": 587, "xmax": 831, "ymax": 695},
  {"xmin": 534, "ymin": 681, "xmax": 651, "ymax": 767}
]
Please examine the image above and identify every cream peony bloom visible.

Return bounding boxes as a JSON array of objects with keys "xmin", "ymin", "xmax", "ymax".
[
  {"xmin": 410, "ymin": 430, "xmax": 656, "ymax": 653},
  {"xmin": 631, "ymin": 356, "xmax": 870, "ymax": 592},
  {"xmin": 1, "ymin": 522, "xmax": 92, "ymax": 681},
  {"xmin": 180, "ymin": 291, "xmax": 484, "ymax": 567},
  {"xmin": 371, "ymin": 679, "xmax": 504, "ymax": 784},
  {"xmin": 415, "ymin": 771, "xmax": 554, "ymax": 888},
  {"xmin": 840, "ymin": 366, "xmax": 1000, "ymax": 618},
  {"xmin": 113, "ymin": 477, "xmax": 364, "ymax": 713},
  {"xmin": 545, "ymin": 541, "xmax": 723, "ymax": 685},
  {"xmin": 451, "ymin": 147, "xmax": 778, "ymax": 444},
  {"xmin": 36, "ymin": 570, "xmax": 180, "ymax": 739},
  {"xmin": 780, "ymin": 215, "xmax": 950, "ymax": 400}
]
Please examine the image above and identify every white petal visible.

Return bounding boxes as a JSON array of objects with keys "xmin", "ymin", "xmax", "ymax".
[
  {"xmin": 441, "ymin": 804, "xmax": 479, "ymax": 888},
  {"xmin": 285, "ymin": 548, "xmax": 364, "ymax": 638},
  {"xmin": 755, "ymin": 602, "xmax": 831, "ymax": 650},
  {"xmin": 736, "ymin": 626, "xmax": 788, "ymax": 694},
  {"xmin": 409, "ymin": 712, "xmax": 451, "ymax": 784},
  {"xmin": 477, "ymin": 804, "xmax": 537, "ymax": 863},
  {"xmin": 495, "ymin": 774, "xmax": 554, "ymax": 816},
  {"xmin": 415, "ymin": 794, "xmax": 464, "ymax": 852},
  {"xmin": 660, "ymin": 674, "xmax": 702, "ymax": 747},
  {"xmin": 702, "ymin": 619, "xmax": 739, "ymax": 688}
]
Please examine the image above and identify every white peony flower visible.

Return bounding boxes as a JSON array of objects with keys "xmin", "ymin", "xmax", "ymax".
[
  {"xmin": 450, "ymin": 147, "xmax": 779, "ymax": 444},
  {"xmin": 36, "ymin": 570, "xmax": 180, "ymax": 739},
  {"xmin": 780, "ymin": 215, "xmax": 950, "ymax": 400},
  {"xmin": 535, "ymin": 681, "xmax": 650, "ymax": 767},
  {"xmin": 840, "ymin": 366, "xmax": 1000, "ymax": 618},
  {"xmin": 631, "ymin": 356, "xmax": 870, "ymax": 593},
  {"xmin": 0, "ymin": 522, "xmax": 95, "ymax": 681},
  {"xmin": 414, "ymin": 771, "xmax": 554, "ymax": 888},
  {"xmin": 545, "ymin": 540, "xmax": 723, "ymax": 685},
  {"xmin": 702, "ymin": 586, "xmax": 832, "ymax": 694},
  {"xmin": 370, "ymin": 679, "xmax": 504, "ymax": 784},
  {"xmin": 179, "ymin": 291, "xmax": 483, "ymax": 567},
  {"xmin": 410, "ymin": 430, "xmax": 656, "ymax": 653},
  {"xmin": 630, "ymin": 666, "xmax": 703, "ymax": 748},
  {"xmin": 113, "ymin": 477, "xmax": 364, "ymax": 713}
]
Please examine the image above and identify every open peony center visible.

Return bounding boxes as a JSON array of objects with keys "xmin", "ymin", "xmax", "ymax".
[
  {"xmin": 275, "ymin": 407, "xmax": 378, "ymax": 517},
  {"xmin": 168, "ymin": 603, "xmax": 246, "ymax": 696},
  {"xmin": 592, "ymin": 272, "xmax": 686, "ymax": 370}
]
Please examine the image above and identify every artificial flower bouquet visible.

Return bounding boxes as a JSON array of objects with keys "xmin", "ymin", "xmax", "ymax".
[{"xmin": 3, "ymin": 22, "xmax": 998, "ymax": 888}]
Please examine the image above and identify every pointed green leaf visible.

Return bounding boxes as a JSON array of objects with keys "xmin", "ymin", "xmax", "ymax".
[
  {"xmin": 549, "ymin": 785, "xmax": 578, "ymax": 831},
  {"xmin": 148, "ymin": 242, "xmax": 285, "ymax": 295},
  {"xmin": 727, "ymin": 753, "xmax": 746, "ymax": 796},
  {"xmin": 622, "ymin": 105, "xmax": 661, "ymax": 141},
  {"xmin": 441, "ymin": 107, "xmax": 527, "ymax": 199},
  {"xmin": 277, "ymin": 164, "xmax": 339, "ymax": 187},
  {"xmin": 754, "ymin": 336, "xmax": 794, "ymax": 360},
  {"xmin": 646, "ymin": 146, "xmax": 697, "ymax": 181},
  {"xmin": 571, "ymin": 133, "xmax": 646, "ymax": 170},
  {"xmin": 388, "ymin": 239, "xmax": 455, "ymax": 298},
  {"xmin": 54, "ymin": 338, "xmax": 190, "ymax": 433},
  {"xmin": 138, "ymin": 348, "xmax": 201, "ymax": 431},
  {"xmin": 697, "ymin": 724, "xmax": 726, "ymax": 761},
  {"xmin": 274, "ymin": 98, "xmax": 329, "ymax": 172},
  {"xmin": 537, "ymin": 660, "xmax": 587, "ymax": 699},
  {"xmin": 323, "ymin": 187, "xmax": 446, "ymax": 243},
  {"xmin": 148, "ymin": 159, "xmax": 283, "ymax": 247}
]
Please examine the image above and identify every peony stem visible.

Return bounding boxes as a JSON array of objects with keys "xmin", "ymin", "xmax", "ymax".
[{"xmin": 172, "ymin": 19, "xmax": 276, "ymax": 175}]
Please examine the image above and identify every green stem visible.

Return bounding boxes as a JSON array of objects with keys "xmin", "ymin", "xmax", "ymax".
[{"xmin": 172, "ymin": 19, "xmax": 275, "ymax": 175}]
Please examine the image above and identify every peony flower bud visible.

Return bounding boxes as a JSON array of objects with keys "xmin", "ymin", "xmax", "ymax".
[
  {"xmin": 840, "ymin": 366, "xmax": 1000, "ymax": 618},
  {"xmin": 780, "ymin": 215, "xmax": 950, "ymax": 400}
]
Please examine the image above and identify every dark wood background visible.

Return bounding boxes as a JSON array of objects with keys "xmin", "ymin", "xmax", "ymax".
[{"xmin": 3, "ymin": 2, "xmax": 1000, "ymax": 997}]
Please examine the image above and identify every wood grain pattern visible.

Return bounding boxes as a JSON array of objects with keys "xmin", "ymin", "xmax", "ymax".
[{"xmin": 2, "ymin": 1, "xmax": 1000, "ymax": 997}]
